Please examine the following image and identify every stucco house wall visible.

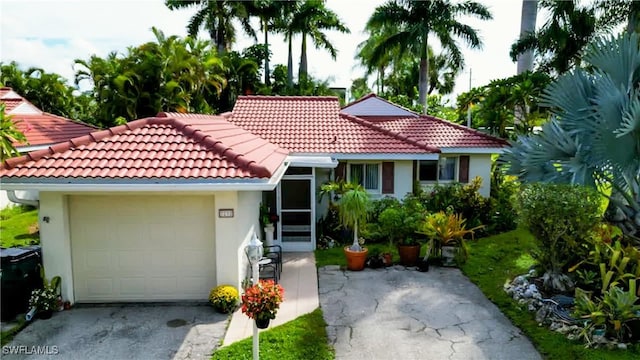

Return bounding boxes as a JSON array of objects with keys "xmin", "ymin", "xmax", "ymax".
[{"xmin": 36, "ymin": 190, "xmax": 262, "ymax": 304}]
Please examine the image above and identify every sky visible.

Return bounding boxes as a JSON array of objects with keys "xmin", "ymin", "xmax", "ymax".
[{"xmin": 0, "ymin": 0, "xmax": 539, "ymax": 104}]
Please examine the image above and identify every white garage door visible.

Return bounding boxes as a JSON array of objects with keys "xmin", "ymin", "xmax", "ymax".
[{"xmin": 70, "ymin": 195, "xmax": 216, "ymax": 302}]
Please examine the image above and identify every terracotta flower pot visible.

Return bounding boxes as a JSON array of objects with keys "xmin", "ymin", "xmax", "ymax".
[
  {"xmin": 344, "ymin": 247, "xmax": 368, "ymax": 271},
  {"xmin": 397, "ymin": 245, "xmax": 420, "ymax": 266}
]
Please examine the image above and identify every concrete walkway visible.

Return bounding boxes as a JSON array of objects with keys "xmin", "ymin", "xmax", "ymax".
[
  {"xmin": 319, "ymin": 265, "xmax": 542, "ymax": 360},
  {"xmin": 222, "ymin": 252, "xmax": 319, "ymax": 346}
]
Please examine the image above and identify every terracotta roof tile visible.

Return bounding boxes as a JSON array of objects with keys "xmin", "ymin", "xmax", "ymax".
[
  {"xmin": 229, "ymin": 96, "xmax": 438, "ymax": 154},
  {"xmin": 0, "ymin": 87, "xmax": 97, "ymax": 146},
  {"xmin": 372, "ymin": 116, "xmax": 509, "ymax": 148},
  {"xmin": 1, "ymin": 114, "xmax": 288, "ymax": 180},
  {"xmin": 342, "ymin": 94, "xmax": 508, "ymax": 148}
]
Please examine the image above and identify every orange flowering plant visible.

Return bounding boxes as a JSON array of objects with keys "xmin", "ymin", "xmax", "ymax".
[{"xmin": 241, "ymin": 280, "xmax": 284, "ymax": 321}]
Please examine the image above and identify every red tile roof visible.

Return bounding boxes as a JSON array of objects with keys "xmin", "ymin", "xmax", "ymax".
[
  {"xmin": 1, "ymin": 114, "xmax": 288, "ymax": 180},
  {"xmin": 229, "ymin": 96, "xmax": 439, "ymax": 154},
  {"xmin": 0, "ymin": 87, "xmax": 97, "ymax": 146},
  {"xmin": 342, "ymin": 93, "xmax": 508, "ymax": 148},
  {"xmin": 11, "ymin": 113, "xmax": 99, "ymax": 147},
  {"xmin": 373, "ymin": 116, "xmax": 510, "ymax": 148}
]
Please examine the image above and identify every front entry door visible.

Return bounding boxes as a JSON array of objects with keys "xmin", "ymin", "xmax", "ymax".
[{"xmin": 278, "ymin": 175, "xmax": 315, "ymax": 251}]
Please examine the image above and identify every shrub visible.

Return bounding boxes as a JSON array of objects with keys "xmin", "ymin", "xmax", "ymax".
[
  {"xmin": 488, "ymin": 167, "xmax": 519, "ymax": 234},
  {"xmin": 209, "ymin": 285, "xmax": 239, "ymax": 314},
  {"xmin": 415, "ymin": 177, "xmax": 492, "ymax": 235},
  {"xmin": 518, "ymin": 183, "xmax": 602, "ymax": 292},
  {"xmin": 365, "ymin": 197, "xmax": 425, "ymax": 245}
]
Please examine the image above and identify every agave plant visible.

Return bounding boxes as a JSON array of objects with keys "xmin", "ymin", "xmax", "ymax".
[{"xmin": 503, "ymin": 33, "xmax": 640, "ymax": 244}]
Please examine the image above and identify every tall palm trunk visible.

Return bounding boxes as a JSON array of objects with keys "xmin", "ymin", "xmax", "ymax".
[
  {"xmin": 517, "ymin": 0, "xmax": 538, "ymax": 74},
  {"xmin": 263, "ymin": 18, "xmax": 270, "ymax": 86},
  {"xmin": 299, "ymin": 33, "xmax": 308, "ymax": 81},
  {"xmin": 287, "ymin": 34, "xmax": 294, "ymax": 89},
  {"xmin": 418, "ymin": 35, "xmax": 429, "ymax": 114}
]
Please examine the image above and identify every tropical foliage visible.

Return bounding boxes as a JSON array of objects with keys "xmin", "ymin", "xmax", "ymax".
[
  {"xmin": 0, "ymin": 104, "xmax": 27, "ymax": 162},
  {"xmin": 503, "ymin": 33, "xmax": 640, "ymax": 243},
  {"xmin": 362, "ymin": 0, "xmax": 492, "ymax": 113},
  {"xmin": 75, "ymin": 28, "xmax": 226, "ymax": 127},
  {"xmin": 0, "ymin": 62, "xmax": 95, "ymax": 123},
  {"xmin": 281, "ymin": 0, "xmax": 349, "ymax": 82},
  {"xmin": 165, "ymin": 0, "xmax": 255, "ymax": 54},
  {"xmin": 456, "ymin": 71, "xmax": 552, "ymax": 138},
  {"xmin": 518, "ymin": 183, "xmax": 603, "ymax": 292},
  {"xmin": 332, "ymin": 183, "xmax": 370, "ymax": 252}
]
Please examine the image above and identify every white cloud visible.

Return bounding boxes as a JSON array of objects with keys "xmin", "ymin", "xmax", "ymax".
[{"xmin": 0, "ymin": 0, "xmax": 534, "ymax": 102}]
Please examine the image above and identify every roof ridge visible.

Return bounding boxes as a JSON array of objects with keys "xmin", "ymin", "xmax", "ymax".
[
  {"xmin": 238, "ymin": 95, "xmax": 338, "ymax": 101},
  {"xmin": 339, "ymin": 113, "xmax": 440, "ymax": 153},
  {"xmin": 419, "ymin": 115, "xmax": 510, "ymax": 145},
  {"xmin": 154, "ymin": 116, "xmax": 273, "ymax": 178}
]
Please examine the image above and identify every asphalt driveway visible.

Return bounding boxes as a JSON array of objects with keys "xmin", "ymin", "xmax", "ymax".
[
  {"xmin": 319, "ymin": 265, "xmax": 542, "ymax": 360},
  {"xmin": 3, "ymin": 305, "xmax": 228, "ymax": 360}
]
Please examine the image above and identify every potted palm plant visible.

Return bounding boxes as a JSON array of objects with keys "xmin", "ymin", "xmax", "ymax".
[
  {"xmin": 335, "ymin": 184, "xmax": 370, "ymax": 271},
  {"xmin": 420, "ymin": 211, "xmax": 482, "ymax": 267}
]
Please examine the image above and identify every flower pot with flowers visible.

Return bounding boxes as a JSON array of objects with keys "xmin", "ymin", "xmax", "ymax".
[
  {"xmin": 28, "ymin": 274, "xmax": 61, "ymax": 320},
  {"xmin": 241, "ymin": 279, "xmax": 284, "ymax": 329}
]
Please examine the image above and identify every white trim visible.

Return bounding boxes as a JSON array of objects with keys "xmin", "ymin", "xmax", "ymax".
[
  {"xmin": 0, "ymin": 90, "xmax": 22, "ymax": 99},
  {"xmin": 333, "ymin": 153, "xmax": 439, "ymax": 160},
  {"xmin": 2, "ymin": 159, "xmax": 289, "ymax": 193},
  {"xmin": 277, "ymin": 170, "xmax": 315, "ymax": 252},
  {"xmin": 440, "ymin": 147, "xmax": 504, "ymax": 154},
  {"xmin": 286, "ymin": 155, "xmax": 337, "ymax": 168},
  {"xmin": 0, "ymin": 182, "xmax": 278, "ymax": 192},
  {"xmin": 17, "ymin": 144, "xmax": 50, "ymax": 153},
  {"xmin": 9, "ymin": 102, "xmax": 41, "ymax": 115}
]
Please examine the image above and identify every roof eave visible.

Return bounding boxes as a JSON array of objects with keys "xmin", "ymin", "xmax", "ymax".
[
  {"xmin": 439, "ymin": 147, "xmax": 506, "ymax": 154},
  {"xmin": 0, "ymin": 179, "xmax": 279, "ymax": 192}
]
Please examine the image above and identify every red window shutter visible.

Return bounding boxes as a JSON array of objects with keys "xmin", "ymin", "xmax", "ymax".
[
  {"xmin": 382, "ymin": 162, "xmax": 394, "ymax": 194},
  {"xmin": 459, "ymin": 156, "xmax": 470, "ymax": 183},
  {"xmin": 335, "ymin": 162, "xmax": 346, "ymax": 181}
]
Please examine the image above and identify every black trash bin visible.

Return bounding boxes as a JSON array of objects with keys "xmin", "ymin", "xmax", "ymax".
[{"xmin": 1, "ymin": 246, "xmax": 42, "ymax": 321}]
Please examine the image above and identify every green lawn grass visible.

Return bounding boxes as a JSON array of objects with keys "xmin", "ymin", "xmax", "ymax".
[
  {"xmin": 211, "ymin": 309, "xmax": 333, "ymax": 360},
  {"xmin": 0, "ymin": 206, "xmax": 39, "ymax": 248},
  {"xmin": 314, "ymin": 242, "xmax": 424, "ymax": 268},
  {"xmin": 0, "ymin": 318, "xmax": 26, "ymax": 347},
  {"xmin": 461, "ymin": 228, "xmax": 640, "ymax": 360}
]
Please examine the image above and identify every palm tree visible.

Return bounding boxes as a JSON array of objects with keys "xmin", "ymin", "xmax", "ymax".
[
  {"xmin": 503, "ymin": 33, "xmax": 640, "ymax": 243},
  {"xmin": 365, "ymin": 0, "xmax": 492, "ymax": 114},
  {"xmin": 277, "ymin": 0, "xmax": 349, "ymax": 84},
  {"xmin": 356, "ymin": 22, "xmax": 403, "ymax": 94},
  {"xmin": 517, "ymin": 0, "xmax": 538, "ymax": 74},
  {"xmin": 247, "ymin": 0, "xmax": 294, "ymax": 86},
  {"xmin": 511, "ymin": 0, "xmax": 598, "ymax": 75},
  {"xmin": 165, "ymin": 0, "xmax": 256, "ymax": 54}
]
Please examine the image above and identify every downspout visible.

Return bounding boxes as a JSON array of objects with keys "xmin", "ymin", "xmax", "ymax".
[{"xmin": 7, "ymin": 190, "xmax": 39, "ymax": 207}]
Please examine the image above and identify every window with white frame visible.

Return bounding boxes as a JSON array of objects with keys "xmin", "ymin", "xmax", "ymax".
[
  {"xmin": 349, "ymin": 163, "xmax": 380, "ymax": 191},
  {"xmin": 418, "ymin": 157, "xmax": 457, "ymax": 182}
]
